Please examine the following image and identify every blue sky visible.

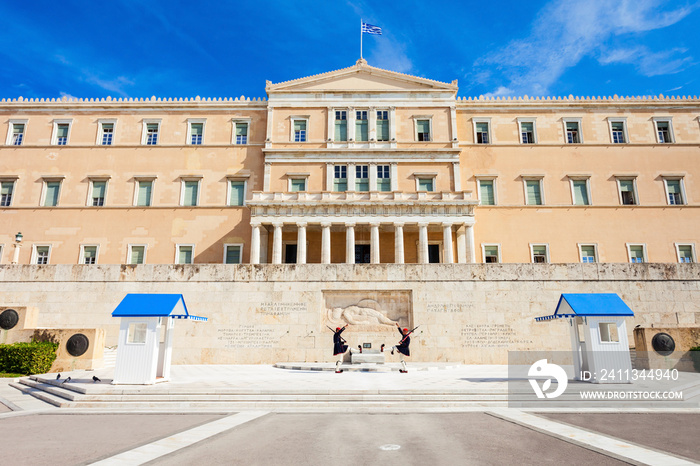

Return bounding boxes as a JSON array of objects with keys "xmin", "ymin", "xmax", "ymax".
[{"xmin": 2, "ymin": 0, "xmax": 699, "ymax": 99}]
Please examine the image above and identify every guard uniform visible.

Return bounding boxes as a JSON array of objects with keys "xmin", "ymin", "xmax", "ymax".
[
  {"xmin": 396, "ymin": 327, "xmax": 410, "ymax": 357},
  {"xmin": 333, "ymin": 327, "xmax": 348, "ymax": 355}
]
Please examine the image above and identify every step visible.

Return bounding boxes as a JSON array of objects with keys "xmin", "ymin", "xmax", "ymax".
[
  {"xmin": 8, "ymin": 382, "xmax": 74, "ymax": 408},
  {"xmin": 67, "ymin": 400, "xmax": 509, "ymax": 410},
  {"xmin": 19, "ymin": 378, "xmax": 79, "ymax": 401}
]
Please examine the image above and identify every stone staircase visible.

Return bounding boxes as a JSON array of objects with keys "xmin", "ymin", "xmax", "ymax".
[{"xmin": 9, "ymin": 376, "xmax": 510, "ymax": 410}]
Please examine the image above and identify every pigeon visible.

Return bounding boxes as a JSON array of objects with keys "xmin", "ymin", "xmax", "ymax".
[
  {"xmin": 56, "ymin": 373, "xmax": 61, "ymax": 380},
  {"xmin": 92, "ymin": 376, "xmax": 101, "ymax": 383},
  {"xmin": 62, "ymin": 377, "xmax": 71, "ymax": 384}
]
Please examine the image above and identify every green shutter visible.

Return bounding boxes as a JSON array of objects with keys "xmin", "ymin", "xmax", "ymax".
[
  {"xmin": 178, "ymin": 246, "xmax": 193, "ymax": 264},
  {"xmin": 294, "ymin": 120, "xmax": 306, "ymax": 131},
  {"xmin": 225, "ymin": 246, "xmax": 241, "ymax": 264},
  {"xmin": 191, "ymin": 123, "xmax": 203, "ymax": 135},
  {"xmin": 137, "ymin": 181, "xmax": 152, "ymax": 206},
  {"xmin": 581, "ymin": 245, "xmax": 596, "ymax": 262},
  {"xmin": 418, "ymin": 178, "xmax": 434, "ymax": 192},
  {"xmin": 335, "ymin": 121, "xmax": 347, "ymax": 141},
  {"xmin": 92, "ymin": 181, "xmax": 106, "ymax": 200},
  {"xmin": 1, "ymin": 182, "xmax": 12, "ymax": 197},
  {"xmin": 666, "ymin": 180, "xmax": 680, "ymax": 194},
  {"xmin": 526, "ymin": 180, "xmax": 542, "ymax": 205},
  {"xmin": 479, "ymin": 180, "xmax": 495, "ymax": 205},
  {"xmin": 290, "ymin": 179, "xmax": 305, "ymax": 192},
  {"xmin": 678, "ymin": 246, "xmax": 693, "ymax": 262},
  {"xmin": 572, "ymin": 180, "xmax": 589, "ymax": 205},
  {"xmin": 236, "ymin": 123, "xmax": 248, "ymax": 136},
  {"xmin": 83, "ymin": 246, "xmax": 97, "ymax": 260},
  {"xmin": 619, "ymin": 180, "xmax": 633, "ymax": 192},
  {"xmin": 377, "ymin": 119, "xmax": 389, "ymax": 141},
  {"xmin": 630, "ymin": 246, "xmax": 644, "ymax": 262},
  {"xmin": 57, "ymin": 124, "xmax": 68, "ymax": 137},
  {"xmin": 229, "ymin": 181, "xmax": 245, "ymax": 206},
  {"xmin": 45, "ymin": 182, "xmax": 60, "ymax": 206},
  {"xmin": 130, "ymin": 246, "xmax": 145, "ymax": 264}
]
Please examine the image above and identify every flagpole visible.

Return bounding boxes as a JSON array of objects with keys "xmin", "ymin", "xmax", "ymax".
[{"xmin": 360, "ymin": 18, "xmax": 363, "ymax": 59}]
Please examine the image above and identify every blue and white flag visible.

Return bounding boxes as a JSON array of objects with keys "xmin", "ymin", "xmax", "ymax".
[{"xmin": 362, "ymin": 22, "xmax": 382, "ymax": 35}]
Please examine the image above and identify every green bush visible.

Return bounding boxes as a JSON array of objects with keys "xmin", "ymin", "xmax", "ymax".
[
  {"xmin": 0, "ymin": 341, "xmax": 58, "ymax": 375},
  {"xmin": 691, "ymin": 346, "xmax": 700, "ymax": 373}
]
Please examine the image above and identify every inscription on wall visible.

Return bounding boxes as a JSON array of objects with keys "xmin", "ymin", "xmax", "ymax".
[
  {"xmin": 258, "ymin": 302, "xmax": 308, "ymax": 315},
  {"xmin": 426, "ymin": 303, "xmax": 471, "ymax": 313},
  {"xmin": 217, "ymin": 325, "xmax": 278, "ymax": 348},
  {"xmin": 461, "ymin": 324, "xmax": 532, "ymax": 348}
]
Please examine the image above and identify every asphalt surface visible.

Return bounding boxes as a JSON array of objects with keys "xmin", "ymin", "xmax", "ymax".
[
  {"xmin": 148, "ymin": 413, "xmax": 627, "ymax": 466},
  {"xmin": 540, "ymin": 412, "xmax": 700, "ymax": 462}
]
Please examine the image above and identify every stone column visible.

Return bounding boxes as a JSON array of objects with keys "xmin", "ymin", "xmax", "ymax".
[
  {"xmin": 271, "ymin": 223, "xmax": 283, "ymax": 264},
  {"xmin": 250, "ymin": 223, "xmax": 261, "ymax": 264},
  {"xmin": 370, "ymin": 223, "xmax": 380, "ymax": 264},
  {"xmin": 418, "ymin": 222, "xmax": 429, "ymax": 264},
  {"xmin": 296, "ymin": 222, "xmax": 307, "ymax": 264},
  {"xmin": 390, "ymin": 163, "xmax": 399, "ymax": 191},
  {"xmin": 466, "ymin": 223, "xmax": 476, "ymax": 263},
  {"xmin": 394, "ymin": 222, "xmax": 404, "ymax": 264},
  {"xmin": 347, "ymin": 162, "xmax": 356, "ymax": 192},
  {"xmin": 321, "ymin": 222, "xmax": 332, "ymax": 264},
  {"xmin": 456, "ymin": 225, "xmax": 467, "ymax": 263},
  {"xmin": 11, "ymin": 243, "xmax": 21, "ymax": 264},
  {"xmin": 326, "ymin": 163, "xmax": 334, "ymax": 192},
  {"xmin": 442, "ymin": 223, "xmax": 454, "ymax": 264},
  {"xmin": 369, "ymin": 163, "xmax": 378, "ymax": 191},
  {"xmin": 263, "ymin": 162, "xmax": 271, "ymax": 192},
  {"xmin": 345, "ymin": 222, "xmax": 355, "ymax": 264}
]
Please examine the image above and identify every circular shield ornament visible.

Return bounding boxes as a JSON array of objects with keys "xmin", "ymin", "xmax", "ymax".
[
  {"xmin": 65, "ymin": 333, "xmax": 90, "ymax": 357},
  {"xmin": 651, "ymin": 332, "xmax": 675, "ymax": 356},
  {"xmin": 0, "ymin": 309, "xmax": 19, "ymax": 330}
]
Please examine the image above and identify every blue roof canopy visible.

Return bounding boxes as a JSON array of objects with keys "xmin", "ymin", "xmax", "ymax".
[
  {"xmin": 112, "ymin": 294, "xmax": 207, "ymax": 321},
  {"xmin": 535, "ymin": 293, "xmax": 634, "ymax": 322}
]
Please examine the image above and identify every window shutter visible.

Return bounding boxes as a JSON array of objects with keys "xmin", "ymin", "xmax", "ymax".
[{"xmin": 229, "ymin": 181, "xmax": 245, "ymax": 206}]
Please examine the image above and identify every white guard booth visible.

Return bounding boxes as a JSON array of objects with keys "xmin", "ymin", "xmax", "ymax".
[
  {"xmin": 111, "ymin": 293, "xmax": 207, "ymax": 385},
  {"xmin": 535, "ymin": 293, "xmax": 634, "ymax": 384}
]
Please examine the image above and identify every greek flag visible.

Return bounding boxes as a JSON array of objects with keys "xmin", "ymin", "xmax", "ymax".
[{"xmin": 362, "ymin": 22, "xmax": 382, "ymax": 35}]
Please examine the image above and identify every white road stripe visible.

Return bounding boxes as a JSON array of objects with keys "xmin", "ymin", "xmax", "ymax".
[
  {"xmin": 488, "ymin": 409, "xmax": 696, "ymax": 466},
  {"xmin": 89, "ymin": 411, "xmax": 269, "ymax": 466}
]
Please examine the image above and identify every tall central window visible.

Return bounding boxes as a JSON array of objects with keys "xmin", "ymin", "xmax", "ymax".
[
  {"xmin": 376, "ymin": 111, "xmax": 389, "ymax": 141},
  {"xmin": 334, "ymin": 165, "xmax": 347, "ymax": 192},
  {"xmin": 416, "ymin": 119, "xmax": 431, "ymax": 141},
  {"xmin": 334, "ymin": 110, "xmax": 347, "ymax": 141},
  {"xmin": 294, "ymin": 120, "xmax": 307, "ymax": 142},
  {"xmin": 355, "ymin": 110, "xmax": 368, "ymax": 141},
  {"xmin": 355, "ymin": 165, "xmax": 369, "ymax": 191},
  {"xmin": 146, "ymin": 123, "xmax": 159, "ymax": 145},
  {"xmin": 377, "ymin": 165, "xmax": 391, "ymax": 192}
]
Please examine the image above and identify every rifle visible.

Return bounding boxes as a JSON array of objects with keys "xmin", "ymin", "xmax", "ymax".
[
  {"xmin": 398, "ymin": 325, "xmax": 419, "ymax": 345},
  {"xmin": 327, "ymin": 325, "xmax": 347, "ymax": 344}
]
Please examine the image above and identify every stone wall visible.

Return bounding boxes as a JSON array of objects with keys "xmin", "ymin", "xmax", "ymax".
[{"xmin": 0, "ymin": 263, "xmax": 698, "ymax": 364}]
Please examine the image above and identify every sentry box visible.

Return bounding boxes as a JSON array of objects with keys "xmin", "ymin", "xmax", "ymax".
[
  {"xmin": 536, "ymin": 293, "xmax": 634, "ymax": 384},
  {"xmin": 111, "ymin": 294, "xmax": 207, "ymax": 385}
]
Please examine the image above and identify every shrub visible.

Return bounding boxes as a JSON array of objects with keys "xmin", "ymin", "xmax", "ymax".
[{"xmin": 0, "ymin": 341, "xmax": 58, "ymax": 375}]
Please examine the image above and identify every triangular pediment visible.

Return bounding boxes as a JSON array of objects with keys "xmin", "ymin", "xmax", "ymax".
[{"xmin": 266, "ymin": 60, "xmax": 458, "ymax": 94}]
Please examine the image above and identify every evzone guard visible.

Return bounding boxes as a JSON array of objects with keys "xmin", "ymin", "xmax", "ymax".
[
  {"xmin": 331, "ymin": 324, "xmax": 348, "ymax": 373},
  {"xmin": 390, "ymin": 322, "xmax": 418, "ymax": 373}
]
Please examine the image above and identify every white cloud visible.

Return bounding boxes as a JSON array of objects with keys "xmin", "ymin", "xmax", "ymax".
[
  {"xmin": 483, "ymin": 86, "xmax": 515, "ymax": 98},
  {"xmin": 599, "ymin": 46, "xmax": 692, "ymax": 76},
  {"xmin": 475, "ymin": 0, "xmax": 697, "ymax": 95}
]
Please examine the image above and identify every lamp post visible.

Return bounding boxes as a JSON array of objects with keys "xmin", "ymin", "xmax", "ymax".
[{"xmin": 11, "ymin": 232, "xmax": 22, "ymax": 264}]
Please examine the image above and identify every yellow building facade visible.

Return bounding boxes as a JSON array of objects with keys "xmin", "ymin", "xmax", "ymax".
[{"xmin": 1, "ymin": 60, "xmax": 699, "ymax": 267}]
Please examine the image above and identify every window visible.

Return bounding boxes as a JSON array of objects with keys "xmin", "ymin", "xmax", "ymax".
[
  {"xmin": 355, "ymin": 165, "xmax": 369, "ymax": 191},
  {"xmin": 334, "ymin": 110, "xmax": 347, "ymax": 142},
  {"xmin": 42, "ymin": 180, "xmax": 61, "ymax": 207},
  {"xmin": 128, "ymin": 245, "xmax": 146, "ymax": 264},
  {"xmin": 579, "ymin": 244, "xmax": 598, "ymax": 263},
  {"xmin": 293, "ymin": 119, "xmax": 307, "ymax": 142},
  {"xmin": 477, "ymin": 178, "xmax": 496, "ymax": 205},
  {"xmin": 564, "ymin": 119, "xmax": 582, "ymax": 144},
  {"xmin": 234, "ymin": 121, "xmax": 249, "ymax": 145},
  {"xmin": 608, "ymin": 119, "xmax": 627, "ymax": 144},
  {"xmin": 416, "ymin": 119, "xmax": 431, "ymax": 141},
  {"xmin": 52, "ymin": 121, "xmax": 71, "ymax": 145},
  {"xmin": 290, "ymin": 178, "xmax": 306, "ymax": 192},
  {"xmin": 80, "ymin": 245, "xmax": 98, "ymax": 265},
  {"xmin": 524, "ymin": 178, "xmax": 543, "ymax": 205},
  {"xmin": 32, "ymin": 245, "xmax": 51, "ymax": 265},
  {"xmin": 89, "ymin": 180, "xmax": 107, "ymax": 206},
  {"xmin": 127, "ymin": 322, "xmax": 148, "ymax": 344},
  {"xmin": 135, "ymin": 179, "xmax": 154, "ymax": 206},
  {"xmin": 518, "ymin": 119, "xmax": 536, "ymax": 144},
  {"xmin": 617, "ymin": 178, "xmax": 638, "ymax": 205},
  {"xmin": 224, "ymin": 244, "xmax": 243, "ymax": 264},
  {"xmin": 228, "ymin": 180, "xmax": 246, "ymax": 206},
  {"xmin": 1, "ymin": 180, "xmax": 15, "ymax": 207},
  {"xmin": 7, "ymin": 121, "xmax": 26, "ymax": 146},
  {"xmin": 355, "ymin": 110, "xmax": 368, "ymax": 141},
  {"xmin": 627, "ymin": 244, "xmax": 646, "ymax": 263},
  {"xmin": 482, "ymin": 244, "xmax": 500, "ymax": 263},
  {"xmin": 376, "ymin": 111, "xmax": 389, "ymax": 141},
  {"xmin": 654, "ymin": 118, "xmax": 674, "ymax": 143},
  {"xmin": 334, "ymin": 165, "xmax": 347, "ymax": 192},
  {"xmin": 676, "ymin": 244, "xmax": 695, "ymax": 263},
  {"xmin": 176, "ymin": 245, "xmax": 194, "ymax": 264},
  {"xmin": 97, "ymin": 120, "xmax": 115, "ymax": 145},
  {"xmin": 377, "ymin": 165, "xmax": 391, "ymax": 192},
  {"xmin": 531, "ymin": 244, "xmax": 549, "ymax": 263},
  {"xmin": 189, "ymin": 122, "xmax": 204, "ymax": 145},
  {"xmin": 473, "ymin": 119, "xmax": 491, "ymax": 144},
  {"xmin": 663, "ymin": 178, "xmax": 685, "ymax": 205},
  {"xmin": 570, "ymin": 178, "xmax": 591, "ymax": 205},
  {"xmin": 181, "ymin": 179, "xmax": 200, "ymax": 206},
  {"xmin": 417, "ymin": 178, "xmax": 435, "ymax": 192},
  {"xmin": 142, "ymin": 120, "xmax": 161, "ymax": 145},
  {"xmin": 599, "ymin": 323, "xmax": 619, "ymax": 343}
]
